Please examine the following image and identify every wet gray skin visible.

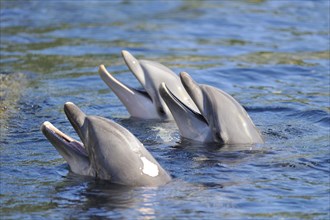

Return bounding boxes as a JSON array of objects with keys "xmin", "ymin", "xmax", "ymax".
[
  {"xmin": 99, "ymin": 50, "xmax": 198, "ymax": 119},
  {"xmin": 159, "ymin": 72, "xmax": 264, "ymax": 144},
  {"xmin": 40, "ymin": 102, "xmax": 171, "ymax": 186}
]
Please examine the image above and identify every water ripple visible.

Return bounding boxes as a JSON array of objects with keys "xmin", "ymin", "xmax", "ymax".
[{"xmin": 1, "ymin": 0, "xmax": 329, "ymax": 219}]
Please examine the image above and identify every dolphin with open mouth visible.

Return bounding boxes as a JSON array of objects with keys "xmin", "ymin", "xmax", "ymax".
[
  {"xmin": 98, "ymin": 50, "xmax": 199, "ymax": 119},
  {"xmin": 159, "ymin": 72, "xmax": 264, "ymax": 145},
  {"xmin": 40, "ymin": 102, "xmax": 171, "ymax": 186}
]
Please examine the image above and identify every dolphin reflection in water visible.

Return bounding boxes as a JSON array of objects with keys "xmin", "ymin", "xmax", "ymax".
[
  {"xmin": 159, "ymin": 72, "xmax": 264, "ymax": 145},
  {"xmin": 41, "ymin": 102, "xmax": 171, "ymax": 186}
]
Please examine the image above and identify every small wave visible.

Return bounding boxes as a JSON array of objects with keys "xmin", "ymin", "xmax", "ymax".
[
  {"xmin": 245, "ymin": 106, "xmax": 294, "ymax": 113},
  {"xmin": 317, "ymin": 116, "xmax": 330, "ymax": 127},
  {"xmin": 298, "ymin": 158, "xmax": 330, "ymax": 173},
  {"xmin": 289, "ymin": 109, "xmax": 330, "ymax": 127}
]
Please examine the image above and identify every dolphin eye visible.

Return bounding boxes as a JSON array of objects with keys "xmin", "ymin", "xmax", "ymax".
[
  {"xmin": 158, "ymin": 107, "xmax": 166, "ymax": 115},
  {"xmin": 215, "ymin": 132, "xmax": 225, "ymax": 144}
]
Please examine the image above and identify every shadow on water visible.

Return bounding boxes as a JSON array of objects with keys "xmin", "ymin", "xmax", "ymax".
[
  {"xmin": 53, "ymin": 173, "xmax": 138, "ymax": 208},
  {"xmin": 51, "ymin": 169, "xmax": 229, "ymax": 219}
]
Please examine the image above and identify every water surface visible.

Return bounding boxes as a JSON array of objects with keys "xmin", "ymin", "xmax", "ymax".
[{"xmin": 1, "ymin": 0, "xmax": 329, "ymax": 219}]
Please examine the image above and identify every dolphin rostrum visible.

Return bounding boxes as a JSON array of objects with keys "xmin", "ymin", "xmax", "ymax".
[
  {"xmin": 40, "ymin": 102, "xmax": 171, "ymax": 186},
  {"xmin": 159, "ymin": 72, "xmax": 264, "ymax": 144},
  {"xmin": 99, "ymin": 50, "xmax": 198, "ymax": 119}
]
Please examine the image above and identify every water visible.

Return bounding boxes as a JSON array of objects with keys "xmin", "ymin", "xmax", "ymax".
[{"xmin": 1, "ymin": 0, "xmax": 329, "ymax": 219}]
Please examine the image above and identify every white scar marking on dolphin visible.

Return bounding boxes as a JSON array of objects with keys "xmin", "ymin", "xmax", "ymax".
[{"xmin": 141, "ymin": 157, "xmax": 159, "ymax": 177}]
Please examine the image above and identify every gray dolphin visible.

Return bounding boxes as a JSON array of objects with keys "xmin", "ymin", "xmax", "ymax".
[
  {"xmin": 40, "ymin": 102, "xmax": 171, "ymax": 186},
  {"xmin": 99, "ymin": 50, "xmax": 198, "ymax": 119},
  {"xmin": 159, "ymin": 72, "xmax": 264, "ymax": 144}
]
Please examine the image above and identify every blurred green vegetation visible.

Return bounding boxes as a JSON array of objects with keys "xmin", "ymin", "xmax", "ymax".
[{"xmin": 0, "ymin": 72, "xmax": 27, "ymax": 130}]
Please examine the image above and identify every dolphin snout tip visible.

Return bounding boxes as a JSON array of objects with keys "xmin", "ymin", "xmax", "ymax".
[
  {"xmin": 98, "ymin": 64, "xmax": 107, "ymax": 76},
  {"xmin": 121, "ymin": 50, "xmax": 130, "ymax": 59},
  {"xmin": 64, "ymin": 102, "xmax": 81, "ymax": 115},
  {"xmin": 179, "ymin": 72, "xmax": 192, "ymax": 82},
  {"xmin": 98, "ymin": 64, "xmax": 105, "ymax": 72},
  {"xmin": 121, "ymin": 50, "xmax": 128, "ymax": 55},
  {"xmin": 64, "ymin": 102, "xmax": 75, "ymax": 107},
  {"xmin": 121, "ymin": 50, "xmax": 138, "ymax": 65},
  {"xmin": 180, "ymin": 71, "xmax": 189, "ymax": 77},
  {"xmin": 40, "ymin": 121, "xmax": 53, "ymax": 134},
  {"xmin": 179, "ymin": 72, "xmax": 198, "ymax": 91},
  {"xmin": 40, "ymin": 121, "xmax": 49, "ymax": 131},
  {"xmin": 42, "ymin": 121, "xmax": 51, "ymax": 126}
]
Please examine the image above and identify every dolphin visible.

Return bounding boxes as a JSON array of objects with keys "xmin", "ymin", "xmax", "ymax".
[
  {"xmin": 159, "ymin": 72, "xmax": 264, "ymax": 144},
  {"xmin": 98, "ymin": 50, "xmax": 199, "ymax": 119},
  {"xmin": 40, "ymin": 102, "xmax": 171, "ymax": 186}
]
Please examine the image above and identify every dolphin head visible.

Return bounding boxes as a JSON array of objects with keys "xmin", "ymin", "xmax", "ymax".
[
  {"xmin": 41, "ymin": 102, "xmax": 171, "ymax": 186},
  {"xmin": 159, "ymin": 82, "xmax": 213, "ymax": 142},
  {"xmin": 99, "ymin": 50, "xmax": 198, "ymax": 119},
  {"xmin": 160, "ymin": 72, "xmax": 264, "ymax": 144}
]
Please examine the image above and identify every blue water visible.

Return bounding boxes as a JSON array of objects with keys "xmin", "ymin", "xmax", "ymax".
[{"xmin": 1, "ymin": 0, "xmax": 329, "ymax": 219}]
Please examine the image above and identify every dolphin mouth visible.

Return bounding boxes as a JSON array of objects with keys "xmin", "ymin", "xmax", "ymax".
[
  {"xmin": 160, "ymin": 82, "xmax": 207, "ymax": 123},
  {"xmin": 41, "ymin": 121, "xmax": 87, "ymax": 157},
  {"xmin": 98, "ymin": 64, "xmax": 152, "ymax": 101}
]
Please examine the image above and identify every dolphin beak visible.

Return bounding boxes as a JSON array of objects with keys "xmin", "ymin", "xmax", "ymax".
[
  {"xmin": 121, "ymin": 50, "xmax": 146, "ymax": 86},
  {"xmin": 40, "ymin": 121, "xmax": 88, "ymax": 161},
  {"xmin": 99, "ymin": 64, "xmax": 136, "ymax": 96},
  {"xmin": 159, "ymin": 82, "xmax": 209, "ymax": 139},
  {"xmin": 64, "ymin": 102, "xmax": 87, "ymax": 144},
  {"xmin": 99, "ymin": 65, "xmax": 159, "ymax": 119},
  {"xmin": 179, "ymin": 72, "xmax": 204, "ymax": 113},
  {"xmin": 159, "ymin": 82, "xmax": 196, "ymax": 115},
  {"xmin": 159, "ymin": 82, "xmax": 207, "ymax": 122},
  {"xmin": 41, "ymin": 102, "xmax": 88, "ymax": 159},
  {"xmin": 41, "ymin": 104, "xmax": 90, "ymax": 175}
]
